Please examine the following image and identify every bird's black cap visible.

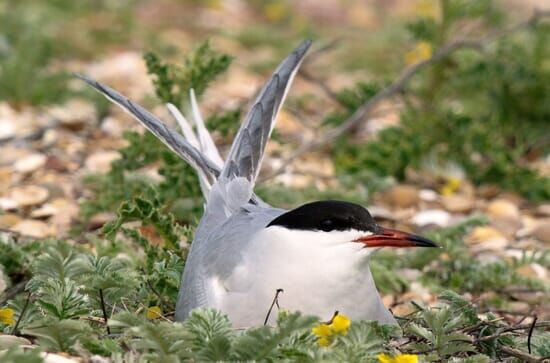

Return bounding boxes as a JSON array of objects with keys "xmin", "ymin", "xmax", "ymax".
[{"xmin": 267, "ymin": 200, "xmax": 376, "ymax": 232}]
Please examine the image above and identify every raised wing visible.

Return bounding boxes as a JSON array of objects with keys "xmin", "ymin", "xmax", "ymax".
[
  {"xmin": 220, "ymin": 40, "xmax": 311, "ymax": 183},
  {"xmin": 76, "ymin": 74, "xmax": 220, "ymax": 185}
]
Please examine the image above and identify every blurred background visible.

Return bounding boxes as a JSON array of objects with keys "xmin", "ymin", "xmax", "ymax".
[{"xmin": 0, "ymin": 0, "xmax": 549, "ymax": 358}]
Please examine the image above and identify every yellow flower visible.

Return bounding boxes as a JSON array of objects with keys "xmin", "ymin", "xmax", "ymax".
[
  {"xmin": 378, "ymin": 353, "xmax": 419, "ymax": 363},
  {"xmin": 330, "ymin": 314, "xmax": 351, "ymax": 335},
  {"xmin": 405, "ymin": 42, "xmax": 433, "ymax": 66},
  {"xmin": 146, "ymin": 306, "xmax": 162, "ymax": 320},
  {"xmin": 0, "ymin": 307, "xmax": 15, "ymax": 326},
  {"xmin": 440, "ymin": 177, "xmax": 462, "ymax": 196},
  {"xmin": 312, "ymin": 312, "xmax": 351, "ymax": 346},
  {"xmin": 417, "ymin": 0, "xmax": 439, "ymax": 19},
  {"xmin": 264, "ymin": 2, "xmax": 288, "ymax": 23}
]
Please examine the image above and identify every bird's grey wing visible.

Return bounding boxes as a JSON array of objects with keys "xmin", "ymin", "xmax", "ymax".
[
  {"xmin": 176, "ymin": 205, "xmax": 285, "ymax": 320},
  {"xmin": 76, "ymin": 74, "xmax": 220, "ymax": 185},
  {"xmin": 220, "ymin": 40, "xmax": 311, "ymax": 184}
]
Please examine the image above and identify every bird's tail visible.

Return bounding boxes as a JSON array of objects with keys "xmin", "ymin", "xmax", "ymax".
[{"xmin": 77, "ymin": 39, "xmax": 311, "ymax": 210}]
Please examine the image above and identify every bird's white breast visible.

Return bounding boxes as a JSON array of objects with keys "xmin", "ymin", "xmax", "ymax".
[{"xmin": 206, "ymin": 226, "xmax": 395, "ymax": 327}]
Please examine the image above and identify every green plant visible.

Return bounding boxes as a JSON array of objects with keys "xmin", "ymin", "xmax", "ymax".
[{"xmin": 331, "ymin": 0, "xmax": 550, "ymax": 201}]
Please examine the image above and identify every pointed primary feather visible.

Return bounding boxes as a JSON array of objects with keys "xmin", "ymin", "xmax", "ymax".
[
  {"xmin": 76, "ymin": 74, "xmax": 220, "ymax": 185},
  {"xmin": 220, "ymin": 40, "xmax": 311, "ymax": 183},
  {"xmin": 166, "ymin": 102, "xmax": 213, "ymax": 199},
  {"xmin": 189, "ymin": 89, "xmax": 224, "ymax": 168}
]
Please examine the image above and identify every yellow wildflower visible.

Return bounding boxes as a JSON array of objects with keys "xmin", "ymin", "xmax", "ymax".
[
  {"xmin": 146, "ymin": 306, "xmax": 162, "ymax": 320},
  {"xmin": 264, "ymin": 2, "xmax": 288, "ymax": 23},
  {"xmin": 378, "ymin": 353, "xmax": 419, "ymax": 363},
  {"xmin": 405, "ymin": 42, "xmax": 433, "ymax": 66},
  {"xmin": 440, "ymin": 177, "xmax": 462, "ymax": 195},
  {"xmin": 417, "ymin": 0, "xmax": 439, "ymax": 19},
  {"xmin": 330, "ymin": 314, "xmax": 351, "ymax": 335},
  {"xmin": 0, "ymin": 307, "xmax": 15, "ymax": 326},
  {"xmin": 312, "ymin": 312, "xmax": 351, "ymax": 346}
]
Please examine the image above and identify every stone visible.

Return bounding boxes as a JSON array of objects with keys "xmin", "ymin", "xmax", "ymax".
[
  {"xmin": 48, "ymin": 98, "xmax": 96, "ymax": 131},
  {"xmin": 0, "ymin": 120, "xmax": 15, "ymax": 141},
  {"xmin": 536, "ymin": 204, "xmax": 550, "ymax": 217},
  {"xmin": 419, "ymin": 189, "xmax": 438, "ymax": 202},
  {"xmin": 441, "ymin": 194, "xmax": 475, "ymax": 213},
  {"xmin": 30, "ymin": 204, "xmax": 59, "ymax": 218},
  {"xmin": 386, "ymin": 185, "xmax": 419, "ymax": 208},
  {"xmin": 0, "ymin": 198, "xmax": 18, "ymax": 211},
  {"xmin": 516, "ymin": 263, "xmax": 548, "ymax": 280},
  {"xmin": 533, "ymin": 222, "xmax": 550, "ymax": 243},
  {"xmin": 13, "ymin": 153, "xmax": 47, "ymax": 174},
  {"xmin": 84, "ymin": 151, "xmax": 120, "ymax": 173},
  {"xmin": 466, "ymin": 226, "xmax": 507, "ymax": 245},
  {"xmin": 0, "ymin": 213, "xmax": 21, "ymax": 228},
  {"xmin": 10, "ymin": 185, "xmax": 49, "ymax": 207},
  {"xmin": 487, "ymin": 199, "xmax": 520, "ymax": 220},
  {"xmin": 0, "ymin": 269, "xmax": 6, "ymax": 295},
  {"xmin": 411, "ymin": 209, "xmax": 451, "ymax": 227},
  {"xmin": 11, "ymin": 220, "xmax": 53, "ymax": 238}
]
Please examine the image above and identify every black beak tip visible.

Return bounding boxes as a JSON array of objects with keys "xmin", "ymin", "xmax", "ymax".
[{"xmin": 411, "ymin": 235, "xmax": 440, "ymax": 248}]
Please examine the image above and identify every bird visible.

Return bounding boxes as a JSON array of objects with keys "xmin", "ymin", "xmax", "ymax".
[{"xmin": 78, "ymin": 39, "xmax": 438, "ymax": 328}]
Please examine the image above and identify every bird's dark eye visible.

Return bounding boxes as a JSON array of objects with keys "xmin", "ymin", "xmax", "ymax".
[{"xmin": 320, "ymin": 219, "xmax": 334, "ymax": 231}]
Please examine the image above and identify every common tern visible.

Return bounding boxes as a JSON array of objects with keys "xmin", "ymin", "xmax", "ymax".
[{"xmin": 78, "ymin": 39, "xmax": 438, "ymax": 327}]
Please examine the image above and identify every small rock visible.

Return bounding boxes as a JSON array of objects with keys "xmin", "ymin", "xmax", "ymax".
[
  {"xmin": 419, "ymin": 189, "xmax": 438, "ymax": 202},
  {"xmin": 13, "ymin": 153, "xmax": 47, "ymax": 174},
  {"xmin": 10, "ymin": 185, "xmax": 49, "ymax": 207},
  {"xmin": 487, "ymin": 199, "xmax": 520, "ymax": 220},
  {"xmin": 0, "ymin": 120, "xmax": 15, "ymax": 141},
  {"xmin": 48, "ymin": 98, "xmax": 96, "ymax": 131},
  {"xmin": 41, "ymin": 352, "xmax": 81, "ymax": 363},
  {"xmin": 536, "ymin": 204, "xmax": 550, "ymax": 217},
  {"xmin": 11, "ymin": 219, "xmax": 53, "ymax": 238},
  {"xmin": 516, "ymin": 263, "xmax": 548, "ymax": 280},
  {"xmin": 441, "ymin": 194, "xmax": 475, "ymax": 213},
  {"xmin": 30, "ymin": 203, "xmax": 59, "ymax": 218},
  {"xmin": 0, "ymin": 334, "xmax": 32, "ymax": 349},
  {"xmin": 411, "ymin": 209, "xmax": 451, "ymax": 227},
  {"xmin": 0, "ymin": 198, "xmax": 18, "ymax": 211},
  {"xmin": 368, "ymin": 205, "xmax": 394, "ymax": 221},
  {"xmin": 0, "ymin": 213, "xmax": 21, "ymax": 228},
  {"xmin": 533, "ymin": 222, "xmax": 550, "ymax": 243},
  {"xmin": 467, "ymin": 226, "xmax": 507, "ymax": 245},
  {"xmin": 386, "ymin": 185, "xmax": 419, "ymax": 208},
  {"xmin": 84, "ymin": 151, "xmax": 120, "ymax": 173}
]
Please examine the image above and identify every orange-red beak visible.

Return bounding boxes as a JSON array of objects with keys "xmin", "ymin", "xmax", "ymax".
[{"xmin": 355, "ymin": 227, "xmax": 438, "ymax": 248}]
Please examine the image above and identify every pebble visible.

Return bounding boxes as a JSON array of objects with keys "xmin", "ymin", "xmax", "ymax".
[
  {"xmin": 84, "ymin": 151, "xmax": 120, "ymax": 173},
  {"xmin": 411, "ymin": 209, "xmax": 451, "ymax": 227},
  {"xmin": 441, "ymin": 194, "xmax": 475, "ymax": 213},
  {"xmin": 419, "ymin": 189, "xmax": 438, "ymax": 202},
  {"xmin": 466, "ymin": 226, "xmax": 507, "ymax": 245},
  {"xmin": 0, "ymin": 198, "xmax": 18, "ymax": 211},
  {"xmin": 0, "ymin": 269, "xmax": 6, "ymax": 295},
  {"xmin": 516, "ymin": 263, "xmax": 548, "ymax": 280},
  {"xmin": 0, "ymin": 213, "xmax": 21, "ymax": 228},
  {"xmin": 41, "ymin": 352, "xmax": 81, "ymax": 363},
  {"xmin": 0, "ymin": 120, "xmax": 15, "ymax": 141},
  {"xmin": 30, "ymin": 203, "xmax": 59, "ymax": 218},
  {"xmin": 487, "ymin": 199, "xmax": 520, "ymax": 220},
  {"xmin": 536, "ymin": 204, "xmax": 550, "ymax": 217},
  {"xmin": 48, "ymin": 98, "xmax": 96, "ymax": 131},
  {"xmin": 13, "ymin": 153, "xmax": 47, "ymax": 174},
  {"xmin": 533, "ymin": 222, "xmax": 550, "ymax": 243},
  {"xmin": 386, "ymin": 185, "xmax": 419, "ymax": 208},
  {"xmin": 10, "ymin": 185, "xmax": 49, "ymax": 207},
  {"xmin": 11, "ymin": 220, "xmax": 53, "ymax": 238}
]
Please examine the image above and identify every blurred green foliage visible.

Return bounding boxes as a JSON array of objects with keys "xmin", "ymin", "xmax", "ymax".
[
  {"xmin": 0, "ymin": 0, "xmax": 136, "ymax": 107},
  {"xmin": 332, "ymin": 0, "xmax": 550, "ymax": 201}
]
